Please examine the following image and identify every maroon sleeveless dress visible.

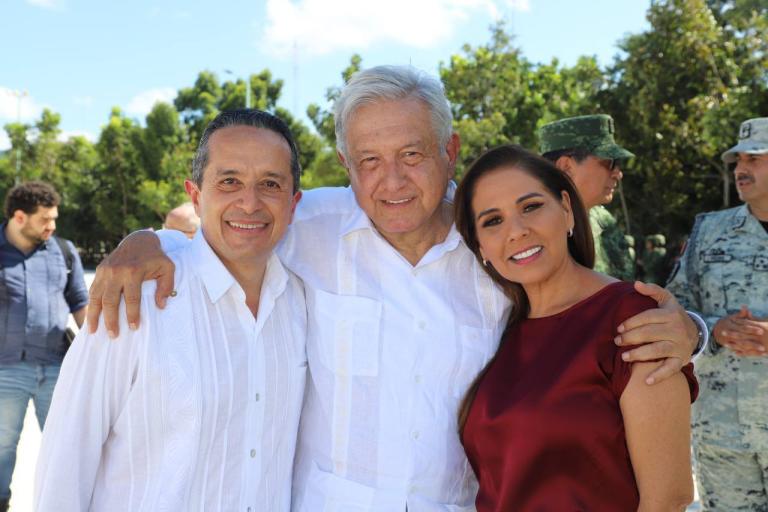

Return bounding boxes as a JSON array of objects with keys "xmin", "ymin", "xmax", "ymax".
[{"xmin": 461, "ymin": 282, "xmax": 698, "ymax": 511}]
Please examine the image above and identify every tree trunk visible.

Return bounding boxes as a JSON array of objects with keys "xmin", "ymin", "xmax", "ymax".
[{"xmin": 721, "ymin": 163, "xmax": 730, "ymax": 208}]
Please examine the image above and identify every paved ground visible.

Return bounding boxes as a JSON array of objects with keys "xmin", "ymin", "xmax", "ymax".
[{"xmin": 8, "ymin": 270, "xmax": 703, "ymax": 510}]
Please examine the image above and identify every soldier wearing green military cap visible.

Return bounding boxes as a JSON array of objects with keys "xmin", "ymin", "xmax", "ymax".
[
  {"xmin": 539, "ymin": 114, "xmax": 636, "ymax": 280},
  {"xmin": 667, "ymin": 116, "xmax": 768, "ymax": 510}
]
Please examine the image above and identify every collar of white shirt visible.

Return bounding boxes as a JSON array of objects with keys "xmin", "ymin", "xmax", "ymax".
[
  {"xmin": 335, "ymin": 185, "xmax": 465, "ymax": 268},
  {"xmin": 185, "ymin": 228, "xmax": 289, "ymax": 313}
]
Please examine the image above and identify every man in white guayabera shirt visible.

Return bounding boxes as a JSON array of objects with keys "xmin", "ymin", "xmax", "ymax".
[
  {"xmin": 86, "ymin": 66, "xmax": 706, "ymax": 511},
  {"xmin": 34, "ymin": 110, "xmax": 307, "ymax": 511}
]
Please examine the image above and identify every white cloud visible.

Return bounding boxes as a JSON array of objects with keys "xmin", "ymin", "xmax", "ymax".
[
  {"xmin": 0, "ymin": 87, "xmax": 44, "ymax": 122},
  {"xmin": 263, "ymin": 0, "xmax": 531, "ymax": 56},
  {"xmin": 125, "ymin": 88, "xmax": 177, "ymax": 118}
]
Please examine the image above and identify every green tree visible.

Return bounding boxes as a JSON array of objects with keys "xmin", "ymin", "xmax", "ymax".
[
  {"xmin": 174, "ymin": 71, "xmax": 222, "ymax": 144},
  {"xmin": 54, "ymin": 136, "xmax": 106, "ymax": 261},
  {"xmin": 93, "ymin": 108, "xmax": 147, "ymax": 242},
  {"xmin": 440, "ymin": 24, "xmax": 605, "ymax": 177},
  {"xmin": 174, "ymin": 70, "xmax": 334, "ymax": 189},
  {"xmin": 135, "ymin": 102, "xmax": 193, "ymax": 225},
  {"xmin": 307, "ymin": 54, "xmax": 362, "ymax": 148},
  {"xmin": 601, "ymin": 0, "xmax": 768, "ymax": 246},
  {"xmin": 141, "ymin": 102, "xmax": 184, "ymax": 180},
  {"xmin": 2, "ymin": 122, "xmax": 33, "ymax": 188},
  {"xmin": 30, "ymin": 109, "xmax": 63, "ymax": 183},
  {"xmin": 302, "ymin": 55, "xmax": 361, "ymax": 188}
]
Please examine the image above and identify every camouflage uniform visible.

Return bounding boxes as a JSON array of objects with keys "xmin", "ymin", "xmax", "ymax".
[
  {"xmin": 590, "ymin": 206, "xmax": 635, "ymax": 280},
  {"xmin": 539, "ymin": 115, "xmax": 637, "ymax": 279},
  {"xmin": 667, "ymin": 116, "xmax": 768, "ymax": 511}
]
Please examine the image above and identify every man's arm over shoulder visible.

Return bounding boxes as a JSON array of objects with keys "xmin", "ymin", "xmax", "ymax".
[
  {"xmin": 35, "ymin": 296, "xmax": 148, "ymax": 511},
  {"xmin": 87, "ymin": 230, "xmax": 180, "ymax": 336}
]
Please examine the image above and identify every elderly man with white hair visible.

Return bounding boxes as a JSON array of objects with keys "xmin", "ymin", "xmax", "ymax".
[{"xmin": 86, "ymin": 66, "xmax": 704, "ymax": 511}]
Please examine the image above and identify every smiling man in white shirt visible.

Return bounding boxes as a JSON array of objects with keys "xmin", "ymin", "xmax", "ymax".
[
  {"xmin": 34, "ymin": 110, "xmax": 307, "ymax": 512},
  {"xmin": 86, "ymin": 66, "xmax": 704, "ymax": 511}
]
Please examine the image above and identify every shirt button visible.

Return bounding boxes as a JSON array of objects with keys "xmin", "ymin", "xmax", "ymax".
[
  {"xmin": 250, "ymin": 449, "xmax": 256, "ymax": 458},
  {"xmin": 412, "ymin": 430, "xmax": 420, "ymax": 440},
  {"xmin": 247, "ymin": 508, "xmax": 252, "ymax": 512},
  {"xmin": 414, "ymin": 375, "xmax": 421, "ymax": 383},
  {"xmin": 417, "ymin": 320, "xmax": 426, "ymax": 330},
  {"xmin": 255, "ymin": 392, "xmax": 260, "ymax": 402}
]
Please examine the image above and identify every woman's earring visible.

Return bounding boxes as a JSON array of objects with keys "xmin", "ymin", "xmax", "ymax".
[
  {"xmin": 568, "ymin": 228, "xmax": 574, "ymax": 238},
  {"xmin": 482, "ymin": 258, "xmax": 489, "ymax": 266}
]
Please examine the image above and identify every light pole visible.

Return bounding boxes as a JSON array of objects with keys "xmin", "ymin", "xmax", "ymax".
[
  {"xmin": 224, "ymin": 69, "xmax": 251, "ymax": 109},
  {"xmin": 10, "ymin": 90, "xmax": 28, "ymax": 184}
]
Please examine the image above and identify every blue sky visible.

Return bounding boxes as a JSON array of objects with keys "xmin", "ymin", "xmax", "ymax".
[{"xmin": 0, "ymin": 0, "xmax": 652, "ymax": 150}]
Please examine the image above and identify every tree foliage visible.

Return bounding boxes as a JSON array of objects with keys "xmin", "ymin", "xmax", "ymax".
[
  {"xmin": 0, "ymin": 0, "xmax": 764, "ymax": 263},
  {"xmin": 440, "ymin": 24, "xmax": 606, "ymax": 177},
  {"xmin": 600, "ymin": 0, "xmax": 768, "ymax": 244}
]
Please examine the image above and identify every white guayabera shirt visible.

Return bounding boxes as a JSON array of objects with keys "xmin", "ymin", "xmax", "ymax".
[
  {"xmin": 35, "ymin": 231, "xmax": 308, "ymax": 512},
  {"xmin": 145, "ymin": 186, "xmax": 507, "ymax": 511},
  {"xmin": 282, "ymin": 187, "xmax": 510, "ymax": 512}
]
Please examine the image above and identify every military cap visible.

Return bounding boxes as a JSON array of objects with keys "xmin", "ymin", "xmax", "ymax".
[
  {"xmin": 722, "ymin": 117, "xmax": 768, "ymax": 163},
  {"xmin": 539, "ymin": 114, "xmax": 635, "ymax": 160}
]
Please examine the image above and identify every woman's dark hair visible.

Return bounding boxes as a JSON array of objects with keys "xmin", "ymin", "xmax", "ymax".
[{"xmin": 454, "ymin": 144, "xmax": 594, "ymax": 433}]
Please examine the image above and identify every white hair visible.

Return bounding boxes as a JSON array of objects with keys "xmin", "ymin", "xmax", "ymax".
[{"xmin": 334, "ymin": 65, "xmax": 454, "ymax": 159}]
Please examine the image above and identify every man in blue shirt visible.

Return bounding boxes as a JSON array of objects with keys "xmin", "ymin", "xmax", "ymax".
[{"xmin": 0, "ymin": 181, "xmax": 88, "ymax": 511}]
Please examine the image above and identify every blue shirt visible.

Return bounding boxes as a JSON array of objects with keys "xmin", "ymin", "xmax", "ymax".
[{"xmin": 0, "ymin": 223, "xmax": 89, "ymax": 364}]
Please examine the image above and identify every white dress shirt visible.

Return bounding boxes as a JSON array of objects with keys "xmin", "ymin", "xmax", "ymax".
[
  {"xmin": 280, "ymin": 187, "xmax": 510, "ymax": 511},
  {"xmin": 35, "ymin": 231, "xmax": 308, "ymax": 512}
]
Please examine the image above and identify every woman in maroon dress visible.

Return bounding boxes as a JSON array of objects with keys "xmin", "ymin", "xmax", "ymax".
[{"xmin": 454, "ymin": 145, "xmax": 698, "ymax": 511}]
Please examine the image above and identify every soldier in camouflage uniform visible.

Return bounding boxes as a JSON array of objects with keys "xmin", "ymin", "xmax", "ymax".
[
  {"xmin": 667, "ymin": 117, "xmax": 768, "ymax": 511},
  {"xmin": 539, "ymin": 115, "xmax": 636, "ymax": 279}
]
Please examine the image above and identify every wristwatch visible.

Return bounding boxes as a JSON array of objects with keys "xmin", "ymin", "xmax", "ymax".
[{"xmin": 687, "ymin": 311, "xmax": 709, "ymax": 359}]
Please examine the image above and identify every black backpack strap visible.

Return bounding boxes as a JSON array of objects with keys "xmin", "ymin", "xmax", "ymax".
[{"xmin": 53, "ymin": 236, "xmax": 74, "ymax": 294}]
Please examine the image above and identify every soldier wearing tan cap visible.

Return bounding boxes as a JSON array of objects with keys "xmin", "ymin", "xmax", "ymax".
[{"xmin": 667, "ymin": 117, "xmax": 768, "ymax": 510}]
